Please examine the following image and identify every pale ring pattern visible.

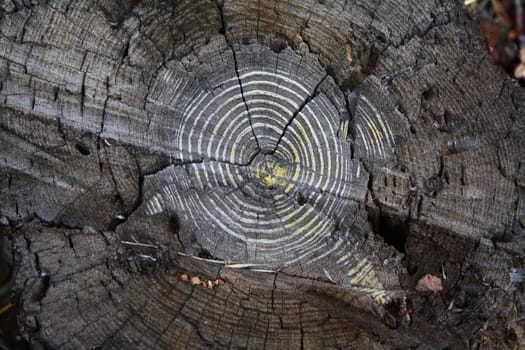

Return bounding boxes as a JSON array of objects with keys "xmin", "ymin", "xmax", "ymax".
[{"xmin": 144, "ymin": 44, "xmax": 395, "ymax": 303}]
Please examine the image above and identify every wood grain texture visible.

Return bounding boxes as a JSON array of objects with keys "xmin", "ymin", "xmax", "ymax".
[{"xmin": 0, "ymin": 0, "xmax": 523, "ymax": 348}]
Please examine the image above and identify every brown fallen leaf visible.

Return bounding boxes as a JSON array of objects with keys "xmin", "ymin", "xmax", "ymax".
[{"xmin": 416, "ymin": 273, "xmax": 443, "ymax": 293}]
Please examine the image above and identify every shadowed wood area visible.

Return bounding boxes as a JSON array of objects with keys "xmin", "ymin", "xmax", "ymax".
[{"xmin": 0, "ymin": 0, "xmax": 524, "ymax": 349}]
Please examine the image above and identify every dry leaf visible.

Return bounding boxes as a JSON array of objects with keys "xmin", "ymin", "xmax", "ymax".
[
  {"xmin": 190, "ymin": 276, "xmax": 201, "ymax": 285},
  {"xmin": 514, "ymin": 63, "xmax": 525, "ymax": 79},
  {"xmin": 416, "ymin": 274, "xmax": 443, "ymax": 293}
]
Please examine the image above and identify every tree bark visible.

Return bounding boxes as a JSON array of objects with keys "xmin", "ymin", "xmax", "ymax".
[{"xmin": 0, "ymin": 0, "xmax": 524, "ymax": 349}]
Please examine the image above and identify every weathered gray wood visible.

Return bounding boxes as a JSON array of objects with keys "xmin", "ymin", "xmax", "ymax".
[{"xmin": 0, "ymin": 0, "xmax": 524, "ymax": 349}]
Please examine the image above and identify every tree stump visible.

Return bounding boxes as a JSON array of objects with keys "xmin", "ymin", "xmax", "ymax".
[{"xmin": 0, "ymin": 0, "xmax": 524, "ymax": 349}]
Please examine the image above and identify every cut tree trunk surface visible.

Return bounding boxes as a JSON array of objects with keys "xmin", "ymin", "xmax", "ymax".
[{"xmin": 0, "ymin": 0, "xmax": 524, "ymax": 349}]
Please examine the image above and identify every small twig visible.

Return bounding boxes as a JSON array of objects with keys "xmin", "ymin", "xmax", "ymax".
[
  {"xmin": 0, "ymin": 303, "xmax": 14, "ymax": 316},
  {"xmin": 176, "ymin": 253, "xmax": 277, "ymax": 271},
  {"xmin": 176, "ymin": 252, "xmax": 225, "ymax": 264},
  {"xmin": 448, "ymin": 298, "xmax": 455, "ymax": 310},
  {"xmin": 121, "ymin": 240, "xmax": 158, "ymax": 248},
  {"xmin": 225, "ymin": 263, "xmax": 269, "ymax": 269},
  {"xmin": 225, "ymin": 263, "xmax": 279, "ymax": 272}
]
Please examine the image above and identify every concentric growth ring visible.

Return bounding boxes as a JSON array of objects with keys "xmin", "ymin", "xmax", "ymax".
[{"xmin": 145, "ymin": 44, "xmax": 388, "ymax": 299}]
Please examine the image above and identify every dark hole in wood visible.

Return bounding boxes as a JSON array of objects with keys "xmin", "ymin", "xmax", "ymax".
[
  {"xmin": 75, "ymin": 143, "xmax": 90, "ymax": 156},
  {"xmin": 368, "ymin": 209, "xmax": 408, "ymax": 253},
  {"xmin": 384, "ymin": 299, "xmax": 405, "ymax": 329},
  {"xmin": 269, "ymin": 38, "xmax": 287, "ymax": 53},
  {"xmin": 422, "ymin": 88, "xmax": 434, "ymax": 101},
  {"xmin": 296, "ymin": 192, "xmax": 307, "ymax": 206},
  {"xmin": 169, "ymin": 215, "xmax": 180, "ymax": 235},
  {"xmin": 198, "ymin": 248, "xmax": 214, "ymax": 259},
  {"xmin": 407, "ymin": 258, "xmax": 418, "ymax": 275},
  {"xmin": 67, "ymin": 235, "xmax": 74, "ymax": 249},
  {"xmin": 491, "ymin": 230, "xmax": 513, "ymax": 243},
  {"xmin": 169, "ymin": 214, "xmax": 186, "ymax": 250}
]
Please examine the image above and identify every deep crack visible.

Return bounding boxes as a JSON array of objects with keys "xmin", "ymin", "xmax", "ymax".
[
  {"xmin": 272, "ymin": 73, "xmax": 329, "ymax": 153},
  {"xmin": 231, "ymin": 47, "xmax": 263, "ymax": 153}
]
